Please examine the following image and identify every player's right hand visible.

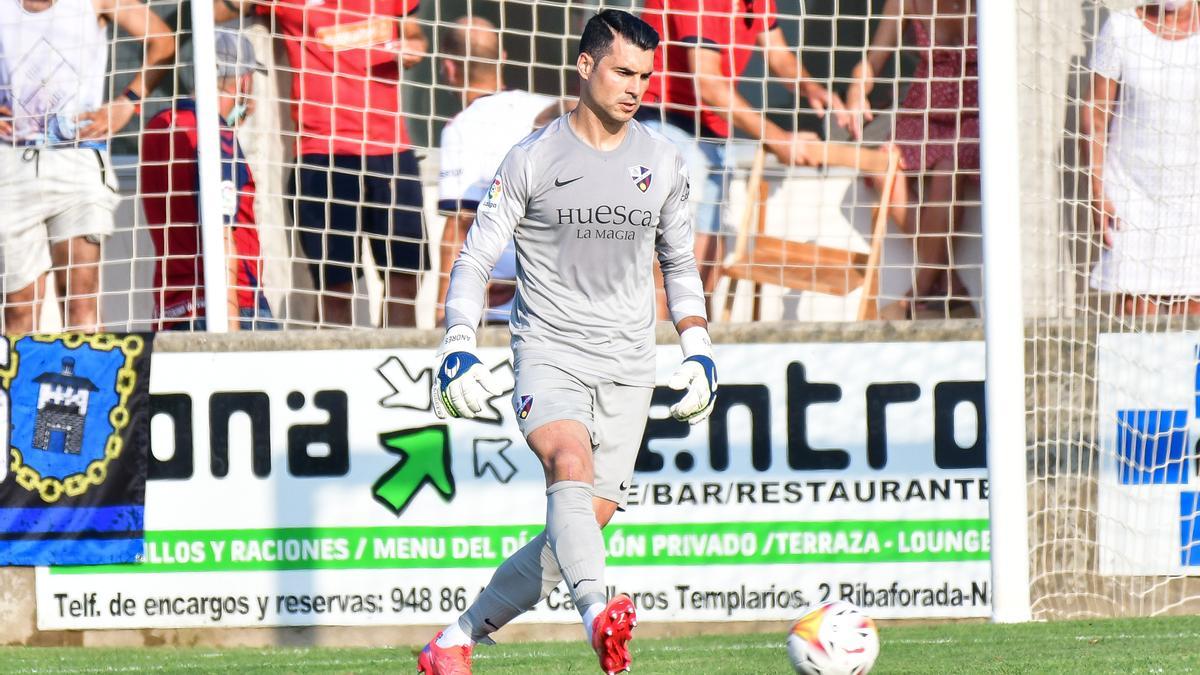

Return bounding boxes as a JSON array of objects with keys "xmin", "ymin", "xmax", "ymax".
[{"xmin": 431, "ymin": 325, "xmax": 503, "ymax": 419}]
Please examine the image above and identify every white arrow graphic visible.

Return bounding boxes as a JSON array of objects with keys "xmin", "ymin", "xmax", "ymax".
[
  {"xmin": 474, "ymin": 438, "xmax": 518, "ymax": 483},
  {"xmin": 376, "ymin": 357, "xmax": 431, "ymax": 410}
]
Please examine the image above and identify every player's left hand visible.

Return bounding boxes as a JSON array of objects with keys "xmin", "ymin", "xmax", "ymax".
[{"xmin": 668, "ymin": 326, "xmax": 718, "ymax": 425}]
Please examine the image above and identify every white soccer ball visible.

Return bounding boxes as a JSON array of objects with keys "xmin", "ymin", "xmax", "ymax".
[{"xmin": 786, "ymin": 601, "xmax": 880, "ymax": 675}]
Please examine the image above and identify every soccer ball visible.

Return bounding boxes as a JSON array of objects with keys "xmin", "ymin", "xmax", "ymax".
[{"xmin": 786, "ymin": 601, "xmax": 879, "ymax": 675}]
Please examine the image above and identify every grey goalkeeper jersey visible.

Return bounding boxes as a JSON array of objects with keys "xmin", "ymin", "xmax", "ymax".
[{"xmin": 444, "ymin": 115, "xmax": 707, "ymax": 386}]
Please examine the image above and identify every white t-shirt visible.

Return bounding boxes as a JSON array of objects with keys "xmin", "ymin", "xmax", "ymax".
[
  {"xmin": 439, "ymin": 90, "xmax": 555, "ymax": 322},
  {"xmin": 0, "ymin": 0, "xmax": 108, "ymax": 145},
  {"xmin": 1090, "ymin": 9, "xmax": 1200, "ymax": 294}
]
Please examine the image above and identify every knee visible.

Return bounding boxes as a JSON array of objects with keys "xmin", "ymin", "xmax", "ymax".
[
  {"xmin": 71, "ymin": 265, "xmax": 100, "ymax": 288},
  {"xmin": 542, "ymin": 446, "xmax": 592, "ymax": 484},
  {"xmin": 928, "ymin": 163, "xmax": 955, "ymax": 195},
  {"xmin": 4, "ymin": 305, "xmax": 33, "ymax": 333}
]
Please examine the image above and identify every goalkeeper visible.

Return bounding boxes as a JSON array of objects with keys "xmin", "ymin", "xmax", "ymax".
[{"xmin": 419, "ymin": 9, "xmax": 715, "ymax": 675}]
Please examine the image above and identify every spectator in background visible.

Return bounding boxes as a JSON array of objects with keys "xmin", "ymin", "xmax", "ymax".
[
  {"xmin": 639, "ymin": 0, "xmax": 850, "ymax": 298},
  {"xmin": 435, "ymin": 16, "xmax": 565, "ymax": 326},
  {"xmin": 847, "ymin": 0, "xmax": 978, "ymax": 319},
  {"xmin": 140, "ymin": 31, "xmax": 275, "ymax": 331},
  {"xmin": 0, "ymin": 0, "xmax": 173, "ymax": 331},
  {"xmin": 1085, "ymin": 1, "xmax": 1200, "ymax": 315},
  {"xmin": 214, "ymin": 0, "xmax": 429, "ymax": 328}
]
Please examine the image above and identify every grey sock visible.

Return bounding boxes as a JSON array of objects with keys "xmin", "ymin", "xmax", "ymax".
[
  {"xmin": 458, "ymin": 531, "xmax": 561, "ymax": 642},
  {"xmin": 545, "ymin": 480, "xmax": 607, "ymax": 616}
]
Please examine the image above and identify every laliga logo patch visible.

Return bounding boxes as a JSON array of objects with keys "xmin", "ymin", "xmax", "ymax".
[
  {"xmin": 516, "ymin": 395, "xmax": 534, "ymax": 420},
  {"xmin": 629, "ymin": 165, "xmax": 652, "ymax": 193},
  {"xmin": 480, "ymin": 177, "xmax": 502, "ymax": 212}
]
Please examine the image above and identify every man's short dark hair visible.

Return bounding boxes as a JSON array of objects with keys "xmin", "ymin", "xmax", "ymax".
[{"xmin": 578, "ymin": 9, "xmax": 659, "ymax": 60}]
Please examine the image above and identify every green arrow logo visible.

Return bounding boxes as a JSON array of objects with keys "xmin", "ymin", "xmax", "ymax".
[{"xmin": 373, "ymin": 425, "xmax": 455, "ymax": 516}]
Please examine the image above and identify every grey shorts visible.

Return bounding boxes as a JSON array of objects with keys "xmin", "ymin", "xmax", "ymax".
[{"xmin": 513, "ymin": 360, "xmax": 653, "ymax": 507}]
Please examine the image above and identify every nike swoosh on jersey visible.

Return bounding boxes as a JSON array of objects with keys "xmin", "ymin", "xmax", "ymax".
[
  {"xmin": 443, "ymin": 357, "xmax": 461, "ymax": 379},
  {"xmin": 554, "ymin": 176, "xmax": 583, "ymax": 187}
]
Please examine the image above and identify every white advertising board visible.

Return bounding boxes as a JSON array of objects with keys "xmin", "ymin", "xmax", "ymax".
[
  {"xmin": 37, "ymin": 342, "xmax": 990, "ymax": 629},
  {"xmin": 1096, "ymin": 332, "xmax": 1200, "ymax": 576}
]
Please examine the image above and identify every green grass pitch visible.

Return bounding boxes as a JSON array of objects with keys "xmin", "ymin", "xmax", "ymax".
[{"xmin": 2, "ymin": 616, "xmax": 1198, "ymax": 673}]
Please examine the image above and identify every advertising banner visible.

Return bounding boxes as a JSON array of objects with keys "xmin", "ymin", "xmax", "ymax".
[
  {"xmin": 1096, "ymin": 332, "xmax": 1200, "ymax": 575},
  {"xmin": 37, "ymin": 342, "xmax": 990, "ymax": 628}
]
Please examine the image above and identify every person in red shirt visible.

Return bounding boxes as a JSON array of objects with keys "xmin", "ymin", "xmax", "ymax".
[
  {"xmin": 639, "ymin": 0, "xmax": 851, "ymax": 295},
  {"xmin": 215, "ymin": 0, "xmax": 429, "ymax": 328},
  {"xmin": 140, "ymin": 31, "xmax": 275, "ymax": 331}
]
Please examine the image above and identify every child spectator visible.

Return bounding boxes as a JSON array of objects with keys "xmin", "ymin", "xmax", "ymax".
[{"xmin": 140, "ymin": 30, "xmax": 275, "ymax": 331}]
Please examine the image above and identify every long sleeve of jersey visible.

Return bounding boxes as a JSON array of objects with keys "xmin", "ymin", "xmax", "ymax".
[
  {"xmin": 657, "ymin": 155, "xmax": 707, "ymax": 324},
  {"xmin": 443, "ymin": 144, "xmax": 531, "ymax": 330}
]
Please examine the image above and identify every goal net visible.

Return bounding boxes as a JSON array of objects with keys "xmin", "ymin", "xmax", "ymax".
[
  {"xmin": 8, "ymin": 0, "xmax": 1200, "ymax": 623},
  {"xmin": 1019, "ymin": 0, "xmax": 1200, "ymax": 618}
]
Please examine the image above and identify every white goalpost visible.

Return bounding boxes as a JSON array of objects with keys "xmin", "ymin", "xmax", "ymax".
[
  {"xmin": 978, "ymin": 0, "xmax": 1033, "ymax": 624},
  {"xmin": 191, "ymin": 0, "xmax": 231, "ymax": 333}
]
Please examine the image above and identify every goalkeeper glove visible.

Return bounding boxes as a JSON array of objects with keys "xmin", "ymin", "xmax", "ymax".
[
  {"xmin": 668, "ymin": 326, "xmax": 718, "ymax": 425},
  {"xmin": 431, "ymin": 325, "xmax": 502, "ymax": 419}
]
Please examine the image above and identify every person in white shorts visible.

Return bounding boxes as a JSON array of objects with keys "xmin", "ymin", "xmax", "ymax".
[
  {"xmin": 420, "ymin": 10, "xmax": 717, "ymax": 675},
  {"xmin": 435, "ymin": 15, "xmax": 566, "ymax": 326},
  {"xmin": 0, "ymin": 0, "xmax": 173, "ymax": 331}
]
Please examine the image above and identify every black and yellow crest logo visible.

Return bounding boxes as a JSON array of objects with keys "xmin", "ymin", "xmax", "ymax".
[{"xmin": 1, "ymin": 334, "xmax": 146, "ymax": 504}]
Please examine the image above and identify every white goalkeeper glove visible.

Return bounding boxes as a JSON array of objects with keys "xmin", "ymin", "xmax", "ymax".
[
  {"xmin": 668, "ymin": 326, "xmax": 718, "ymax": 425},
  {"xmin": 431, "ymin": 325, "xmax": 502, "ymax": 419}
]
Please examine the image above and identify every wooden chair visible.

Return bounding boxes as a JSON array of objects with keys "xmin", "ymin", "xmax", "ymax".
[{"xmin": 717, "ymin": 143, "xmax": 901, "ymax": 322}]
